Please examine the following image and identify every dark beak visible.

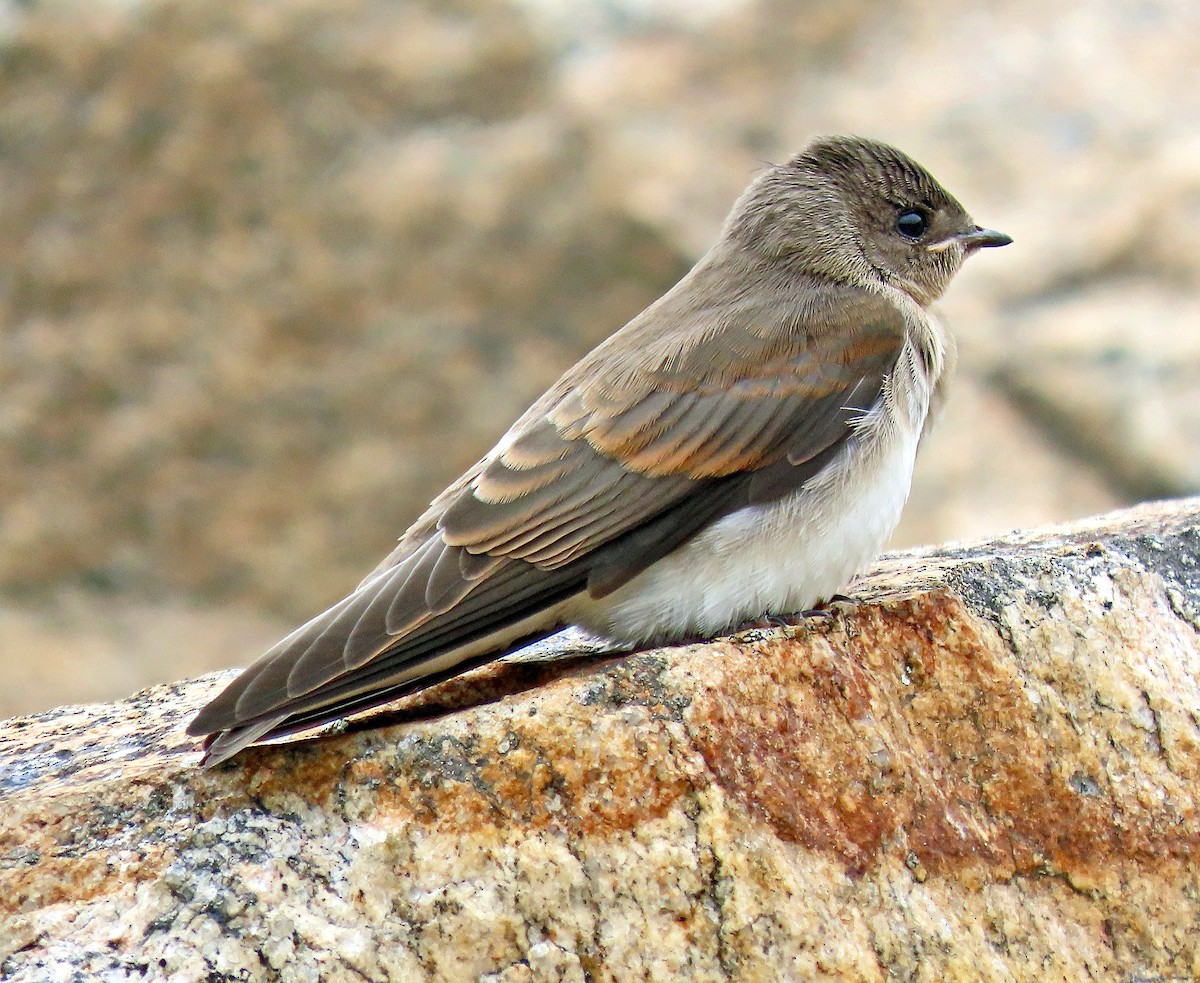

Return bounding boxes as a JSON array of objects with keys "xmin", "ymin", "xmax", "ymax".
[{"xmin": 958, "ymin": 226, "xmax": 1012, "ymax": 249}]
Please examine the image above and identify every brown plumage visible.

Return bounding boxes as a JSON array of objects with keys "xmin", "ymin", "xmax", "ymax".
[{"xmin": 189, "ymin": 136, "xmax": 1010, "ymax": 765}]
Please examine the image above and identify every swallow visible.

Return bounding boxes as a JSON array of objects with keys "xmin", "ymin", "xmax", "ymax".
[{"xmin": 189, "ymin": 135, "xmax": 1011, "ymax": 765}]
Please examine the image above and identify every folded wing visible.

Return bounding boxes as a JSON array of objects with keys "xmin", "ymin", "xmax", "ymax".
[{"xmin": 189, "ymin": 282, "xmax": 906, "ymax": 762}]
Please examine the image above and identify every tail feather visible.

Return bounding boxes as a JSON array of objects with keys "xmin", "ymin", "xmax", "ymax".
[{"xmin": 189, "ymin": 544, "xmax": 588, "ymax": 761}]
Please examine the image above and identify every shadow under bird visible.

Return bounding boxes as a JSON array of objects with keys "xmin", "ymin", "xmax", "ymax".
[{"xmin": 189, "ymin": 135, "xmax": 1011, "ymax": 766}]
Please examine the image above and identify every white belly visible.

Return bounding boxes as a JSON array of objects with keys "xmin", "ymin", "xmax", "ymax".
[{"xmin": 565, "ymin": 419, "xmax": 922, "ymax": 644}]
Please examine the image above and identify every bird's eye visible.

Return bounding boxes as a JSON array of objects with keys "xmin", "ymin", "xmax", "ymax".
[{"xmin": 895, "ymin": 209, "xmax": 929, "ymax": 240}]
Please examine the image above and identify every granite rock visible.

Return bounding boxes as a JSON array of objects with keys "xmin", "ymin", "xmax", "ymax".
[{"xmin": 3, "ymin": 499, "xmax": 1200, "ymax": 982}]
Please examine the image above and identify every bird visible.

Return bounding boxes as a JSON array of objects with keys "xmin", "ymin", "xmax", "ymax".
[{"xmin": 189, "ymin": 135, "xmax": 1011, "ymax": 766}]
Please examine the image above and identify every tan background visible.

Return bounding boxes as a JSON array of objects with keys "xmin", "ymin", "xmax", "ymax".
[{"xmin": 3, "ymin": 0, "xmax": 1198, "ymax": 715}]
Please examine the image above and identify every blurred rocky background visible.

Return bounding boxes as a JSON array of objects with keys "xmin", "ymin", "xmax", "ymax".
[{"xmin": 2, "ymin": 0, "xmax": 1197, "ymax": 715}]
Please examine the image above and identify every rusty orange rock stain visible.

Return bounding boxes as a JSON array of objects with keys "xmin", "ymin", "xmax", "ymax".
[{"xmin": 687, "ymin": 591, "xmax": 1200, "ymax": 880}]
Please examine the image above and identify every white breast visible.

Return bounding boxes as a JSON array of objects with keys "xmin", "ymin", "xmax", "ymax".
[{"xmin": 566, "ymin": 342, "xmax": 933, "ymax": 644}]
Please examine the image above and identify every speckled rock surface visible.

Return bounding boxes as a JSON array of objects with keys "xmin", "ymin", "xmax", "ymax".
[{"xmin": 3, "ymin": 499, "xmax": 1200, "ymax": 982}]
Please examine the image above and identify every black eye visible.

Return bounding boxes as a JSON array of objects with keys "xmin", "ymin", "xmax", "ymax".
[{"xmin": 895, "ymin": 209, "xmax": 929, "ymax": 240}]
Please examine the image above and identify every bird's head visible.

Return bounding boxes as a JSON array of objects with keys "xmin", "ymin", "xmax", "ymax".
[{"xmin": 727, "ymin": 135, "xmax": 1011, "ymax": 304}]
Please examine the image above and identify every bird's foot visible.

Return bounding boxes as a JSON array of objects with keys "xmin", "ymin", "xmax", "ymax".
[
  {"xmin": 800, "ymin": 593, "xmax": 861, "ymax": 620},
  {"xmin": 730, "ymin": 612, "xmax": 805, "ymax": 636},
  {"xmin": 728, "ymin": 596, "xmax": 859, "ymax": 641}
]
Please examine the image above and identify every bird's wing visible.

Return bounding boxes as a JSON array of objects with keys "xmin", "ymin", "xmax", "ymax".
[{"xmin": 189, "ymin": 283, "xmax": 907, "ymax": 761}]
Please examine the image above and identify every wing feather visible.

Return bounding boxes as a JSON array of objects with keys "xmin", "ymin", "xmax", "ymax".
[{"xmin": 190, "ymin": 279, "xmax": 910, "ymax": 760}]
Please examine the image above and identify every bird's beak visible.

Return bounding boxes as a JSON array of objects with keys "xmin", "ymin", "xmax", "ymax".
[
  {"xmin": 926, "ymin": 226, "xmax": 1013, "ymax": 253},
  {"xmin": 957, "ymin": 226, "xmax": 1012, "ymax": 249}
]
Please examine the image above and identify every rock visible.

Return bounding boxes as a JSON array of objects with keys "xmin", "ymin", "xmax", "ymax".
[
  {"xmin": 3, "ymin": 499, "xmax": 1200, "ymax": 982},
  {"xmin": 988, "ymin": 283, "xmax": 1200, "ymax": 502}
]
